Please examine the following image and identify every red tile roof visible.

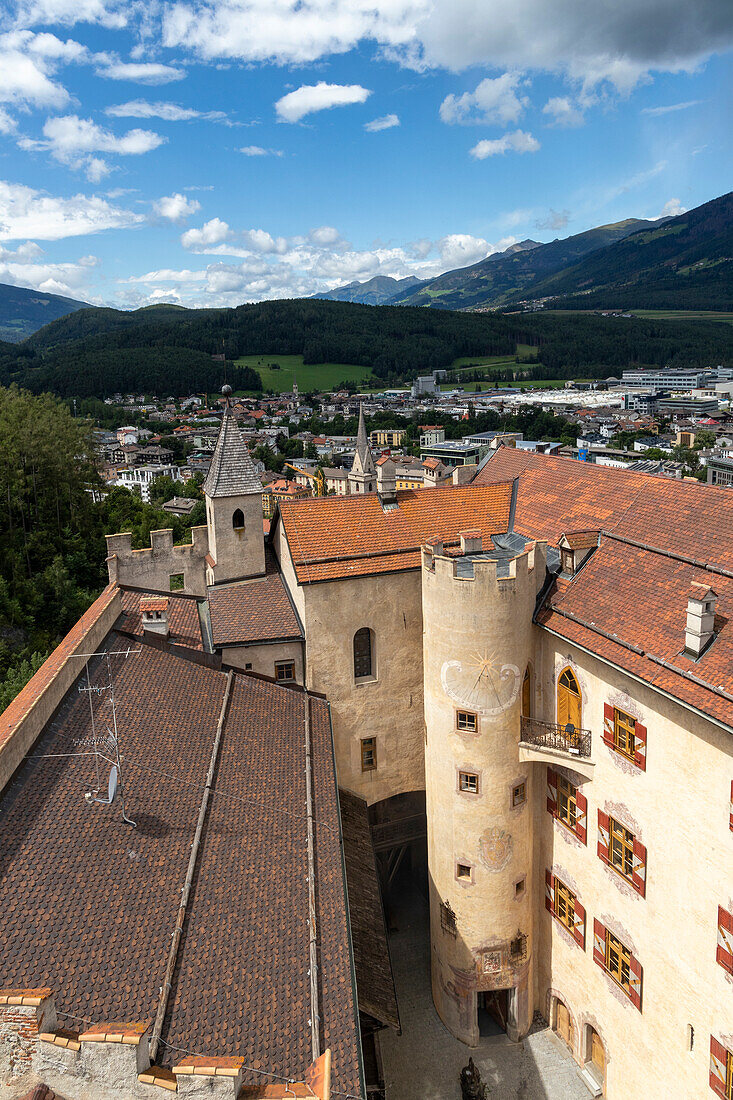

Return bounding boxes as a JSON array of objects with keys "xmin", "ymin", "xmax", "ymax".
[
  {"xmin": 208, "ymin": 574, "xmax": 303, "ymax": 647},
  {"xmin": 474, "ymin": 447, "xmax": 733, "ymax": 572},
  {"xmin": 276, "ymin": 483, "xmax": 514, "ymax": 583},
  {"xmin": 538, "ymin": 535, "xmax": 733, "ymax": 729}
]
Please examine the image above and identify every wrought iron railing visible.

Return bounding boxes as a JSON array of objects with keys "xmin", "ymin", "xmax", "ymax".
[{"xmin": 520, "ymin": 716, "xmax": 592, "ymax": 759}]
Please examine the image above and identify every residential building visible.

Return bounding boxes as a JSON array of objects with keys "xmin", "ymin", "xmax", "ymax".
[
  {"xmin": 370, "ymin": 429, "xmax": 406, "ymax": 448},
  {"xmin": 707, "ymin": 454, "xmax": 733, "ymax": 487},
  {"xmin": 111, "ymin": 463, "xmax": 181, "ymax": 502},
  {"xmin": 420, "ymin": 439, "xmax": 489, "ymax": 467}
]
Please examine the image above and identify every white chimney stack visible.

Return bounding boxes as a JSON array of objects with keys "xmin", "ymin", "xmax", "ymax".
[
  {"xmin": 140, "ymin": 596, "xmax": 170, "ymax": 638},
  {"xmin": 685, "ymin": 582, "xmax": 716, "ymax": 658}
]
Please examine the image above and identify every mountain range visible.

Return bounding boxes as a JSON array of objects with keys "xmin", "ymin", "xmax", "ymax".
[
  {"xmin": 0, "ymin": 283, "xmax": 88, "ymax": 343},
  {"xmin": 313, "ymin": 274, "xmax": 422, "ymax": 305}
]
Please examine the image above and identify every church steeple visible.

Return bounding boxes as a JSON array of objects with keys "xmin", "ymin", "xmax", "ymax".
[
  {"xmin": 204, "ymin": 385, "xmax": 265, "ymax": 585},
  {"xmin": 348, "ymin": 404, "xmax": 376, "ymax": 494}
]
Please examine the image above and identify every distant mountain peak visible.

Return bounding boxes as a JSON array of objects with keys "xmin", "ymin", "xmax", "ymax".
[{"xmin": 312, "ymin": 274, "xmax": 423, "ymax": 305}]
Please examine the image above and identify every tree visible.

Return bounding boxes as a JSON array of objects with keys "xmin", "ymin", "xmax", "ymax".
[
  {"xmin": 694, "ymin": 429, "xmax": 716, "ymax": 450},
  {"xmin": 304, "ymin": 439, "xmax": 318, "ymax": 460}
]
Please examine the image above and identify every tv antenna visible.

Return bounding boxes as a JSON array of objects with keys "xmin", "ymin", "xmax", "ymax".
[{"xmin": 74, "ymin": 646, "xmax": 139, "ymax": 828}]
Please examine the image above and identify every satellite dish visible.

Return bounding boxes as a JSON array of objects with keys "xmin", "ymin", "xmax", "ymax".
[{"xmin": 107, "ymin": 765, "xmax": 118, "ymax": 804}]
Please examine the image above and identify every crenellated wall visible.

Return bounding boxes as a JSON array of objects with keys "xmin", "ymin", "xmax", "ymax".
[
  {"xmin": 422, "ymin": 539, "xmax": 546, "ymax": 1046},
  {"xmin": 105, "ymin": 527, "xmax": 209, "ymax": 597}
]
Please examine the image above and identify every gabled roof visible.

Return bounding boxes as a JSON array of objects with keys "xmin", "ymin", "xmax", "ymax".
[
  {"xmin": 276, "ymin": 482, "xmax": 514, "ymax": 583},
  {"xmin": 203, "ymin": 405, "xmax": 262, "ymax": 498},
  {"xmin": 208, "ymin": 574, "xmax": 303, "ymax": 647}
]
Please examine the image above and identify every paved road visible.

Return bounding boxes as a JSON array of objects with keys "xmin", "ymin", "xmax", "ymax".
[{"xmin": 379, "ymin": 893, "xmax": 590, "ymax": 1100}]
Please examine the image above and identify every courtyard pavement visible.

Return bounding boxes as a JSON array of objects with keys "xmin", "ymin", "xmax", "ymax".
[{"xmin": 379, "ymin": 892, "xmax": 590, "ymax": 1100}]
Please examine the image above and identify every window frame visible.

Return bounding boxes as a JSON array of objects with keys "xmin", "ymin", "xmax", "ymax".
[
  {"xmin": 609, "ymin": 816, "xmax": 634, "ymax": 880},
  {"xmin": 553, "ymin": 878, "xmax": 576, "ymax": 932},
  {"xmin": 455, "ymin": 860, "xmax": 473, "ymax": 883},
  {"xmin": 727, "ymin": 1049, "xmax": 733, "ymax": 1100},
  {"xmin": 605, "ymin": 929, "xmax": 631, "ymax": 992},
  {"xmin": 456, "ymin": 709, "xmax": 478, "ymax": 734},
  {"xmin": 512, "ymin": 781, "xmax": 526, "ymax": 808},
  {"xmin": 556, "ymin": 774, "xmax": 578, "ymax": 831},
  {"xmin": 274, "ymin": 660, "xmax": 295, "ymax": 683},
  {"xmin": 459, "ymin": 770, "xmax": 479, "ymax": 795},
  {"xmin": 353, "ymin": 627, "xmax": 374, "ymax": 681},
  {"xmin": 360, "ymin": 737, "xmax": 377, "ymax": 772},
  {"xmin": 613, "ymin": 706, "xmax": 636, "ymax": 760}
]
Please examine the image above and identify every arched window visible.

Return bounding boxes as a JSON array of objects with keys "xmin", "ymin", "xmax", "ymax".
[
  {"xmin": 521, "ymin": 667, "xmax": 531, "ymax": 718},
  {"xmin": 353, "ymin": 627, "xmax": 373, "ymax": 679},
  {"xmin": 232, "ymin": 508, "xmax": 245, "ymax": 530},
  {"xmin": 557, "ymin": 667, "xmax": 582, "ymax": 730}
]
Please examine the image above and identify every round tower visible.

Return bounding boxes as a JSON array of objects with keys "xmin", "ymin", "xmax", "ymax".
[{"xmin": 422, "ymin": 532, "xmax": 547, "ymax": 1046}]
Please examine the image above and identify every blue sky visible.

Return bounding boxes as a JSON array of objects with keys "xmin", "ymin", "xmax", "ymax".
[{"xmin": 0, "ymin": 0, "xmax": 731, "ymax": 308}]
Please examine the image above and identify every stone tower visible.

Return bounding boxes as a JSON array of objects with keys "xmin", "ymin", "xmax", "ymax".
[
  {"xmin": 421, "ymin": 533, "xmax": 547, "ymax": 1046},
  {"xmin": 203, "ymin": 385, "xmax": 265, "ymax": 585},
  {"xmin": 348, "ymin": 404, "xmax": 376, "ymax": 494}
]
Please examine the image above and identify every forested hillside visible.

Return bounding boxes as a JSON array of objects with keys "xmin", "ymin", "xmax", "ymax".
[
  {"xmin": 1, "ymin": 298, "xmax": 731, "ymax": 397},
  {"xmin": 0, "ymin": 282, "xmax": 88, "ymax": 342}
]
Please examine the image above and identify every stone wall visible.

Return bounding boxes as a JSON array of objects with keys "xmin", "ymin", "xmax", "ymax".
[{"xmin": 105, "ymin": 527, "xmax": 209, "ymax": 597}]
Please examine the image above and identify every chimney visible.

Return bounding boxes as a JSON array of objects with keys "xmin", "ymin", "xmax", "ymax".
[
  {"xmin": 377, "ymin": 455, "xmax": 397, "ymax": 506},
  {"xmin": 685, "ymin": 582, "xmax": 716, "ymax": 657},
  {"xmin": 140, "ymin": 596, "xmax": 170, "ymax": 638},
  {"xmin": 460, "ymin": 529, "xmax": 483, "ymax": 555}
]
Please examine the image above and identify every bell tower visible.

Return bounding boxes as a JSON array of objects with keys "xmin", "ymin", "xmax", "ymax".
[
  {"xmin": 348, "ymin": 404, "xmax": 376, "ymax": 495},
  {"xmin": 204, "ymin": 385, "xmax": 265, "ymax": 586}
]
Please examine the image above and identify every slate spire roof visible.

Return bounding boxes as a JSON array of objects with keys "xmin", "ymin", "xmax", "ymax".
[
  {"xmin": 351, "ymin": 404, "xmax": 375, "ymax": 477},
  {"xmin": 203, "ymin": 391, "xmax": 262, "ymax": 498}
]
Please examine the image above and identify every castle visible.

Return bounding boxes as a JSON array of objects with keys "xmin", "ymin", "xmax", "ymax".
[{"xmin": 1, "ymin": 391, "xmax": 732, "ymax": 1100}]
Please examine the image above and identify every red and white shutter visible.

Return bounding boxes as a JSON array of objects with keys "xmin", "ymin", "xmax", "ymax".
[
  {"xmin": 633, "ymin": 721, "xmax": 647, "ymax": 771},
  {"xmin": 573, "ymin": 898, "xmax": 586, "ymax": 949},
  {"xmin": 545, "ymin": 869, "xmax": 555, "ymax": 914},
  {"xmin": 593, "ymin": 918, "xmax": 605, "ymax": 968},
  {"xmin": 597, "ymin": 809, "xmax": 610, "ymax": 864},
  {"xmin": 730, "ymin": 780, "xmax": 733, "ymax": 832},
  {"xmin": 631, "ymin": 838, "xmax": 647, "ymax": 898},
  {"xmin": 603, "ymin": 703, "xmax": 615, "ymax": 747},
  {"xmin": 546, "ymin": 768, "xmax": 558, "ymax": 816},
  {"xmin": 717, "ymin": 906, "xmax": 733, "ymax": 975},
  {"xmin": 575, "ymin": 787, "xmax": 588, "ymax": 845},
  {"xmin": 710, "ymin": 1036, "xmax": 728, "ymax": 1098},
  {"xmin": 628, "ymin": 953, "xmax": 643, "ymax": 1011}
]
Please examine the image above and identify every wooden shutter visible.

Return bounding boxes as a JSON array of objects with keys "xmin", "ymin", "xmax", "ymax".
[
  {"xmin": 730, "ymin": 780, "xmax": 733, "ymax": 832},
  {"xmin": 575, "ymin": 787, "xmax": 588, "ymax": 845},
  {"xmin": 592, "ymin": 918, "xmax": 605, "ymax": 968},
  {"xmin": 717, "ymin": 906, "xmax": 733, "ymax": 975},
  {"xmin": 545, "ymin": 869, "xmax": 555, "ymax": 913},
  {"xmin": 603, "ymin": 703, "xmax": 615, "ymax": 747},
  {"xmin": 573, "ymin": 898, "xmax": 586, "ymax": 949},
  {"xmin": 628, "ymin": 953, "xmax": 643, "ymax": 1011},
  {"xmin": 710, "ymin": 1036, "xmax": 728, "ymax": 1098},
  {"xmin": 597, "ymin": 809, "xmax": 610, "ymax": 864},
  {"xmin": 546, "ymin": 768, "xmax": 558, "ymax": 816},
  {"xmin": 634, "ymin": 721, "xmax": 647, "ymax": 771},
  {"xmin": 631, "ymin": 838, "xmax": 647, "ymax": 897}
]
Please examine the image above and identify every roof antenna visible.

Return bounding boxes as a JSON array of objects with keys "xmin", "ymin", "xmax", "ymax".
[{"xmin": 75, "ymin": 647, "xmax": 138, "ymax": 828}]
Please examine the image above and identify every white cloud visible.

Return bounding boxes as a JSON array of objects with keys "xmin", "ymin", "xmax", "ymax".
[
  {"xmin": 535, "ymin": 208, "xmax": 570, "ymax": 230},
  {"xmin": 21, "ymin": 114, "xmax": 166, "ymax": 179},
  {"xmin": 105, "ymin": 99, "xmax": 226, "ymax": 121},
  {"xmin": 157, "ymin": 0, "xmax": 733, "ymax": 91},
  {"xmin": 0, "ymin": 30, "xmax": 83, "ymax": 110},
  {"xmin": 308, "ymin": 225, "xmax": 344, "ymax": 246},
  {"xmin": 641, "ymin": 100, "xmax": 703, "ymax": 115},
  {"xmin": 240, "ymin": 144, "xmax": 283, "ymax": 156},
  {"xmin": 123, "ymin": 267, "xmax": 207, "ymax": 283},
  {"xmin": 13, "ymin": 0, "xmax": 128, "ymax": 29},
  {"xmin": 97, "ymin": 61, "xmax": 186, "ymax": 84},
  {"xmin": 364, "ymin": 113, "xmax": 400, "ymax": 131},
  {"xmin": 152, "ymin": 192, "xmax": 201, "ymax": 222},
  {"xmin": 0, "ymin": 108, "xmax": 17, "ymax": 134},
  {"xmin": 440, "ymin": 73, "xmax": 528, "ymax": 125},
  {"xmin": 275, "ymin": 82, "xmax": 371, "ymax": 123},
  {"xmin": 180, "ymin": 216, "xmax": 231, "ymax": 248},
  {"xmin": 0, "ymin": 179, "xmax": 144, "ymax": 241},
  {"xmin": 0, "ymin": 247, "xmax": 97, "ymax": 298},
  {"xmin": 657, "ymin": 198, "xmax": 687, "ymax": 218},
  {"xmin": 470, "ymin": 129, "xmax": 540, "ymax": 158},
  {"xmin": 542, "ymin": 95, "xmax": 585, "ymax": 127}
]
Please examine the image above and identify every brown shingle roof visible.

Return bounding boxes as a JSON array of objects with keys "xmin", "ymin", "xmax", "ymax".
[
  {"xmin": 474, "ymin": 447, "xmax": 733, "ymax": 572},
  {"xmin": 203, "ymin": 406, "xmax": 262, "ymax": 498},
  {"xmin": 208, "ymin": 574, "xmax": 303, "ymax": 647},
  {"xmin": 277, "ymin": 483, "xmax": 513, "ymax": 583},
  {"xmin": 0, "ymin": 639, "xmax": 360, "ymax": 1097},
  {"xmin": 119, "ymin": 589, "xmax": 203, "ymax": 650}
]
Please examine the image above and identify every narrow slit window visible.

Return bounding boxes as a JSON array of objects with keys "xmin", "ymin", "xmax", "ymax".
[
  {"xmin": 353, "ymin": 628, "xmax": 373, "ymax": 679},
  {"xmin": 360, "ymin": 737, "xmax": 376, "ymax": 771}
]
